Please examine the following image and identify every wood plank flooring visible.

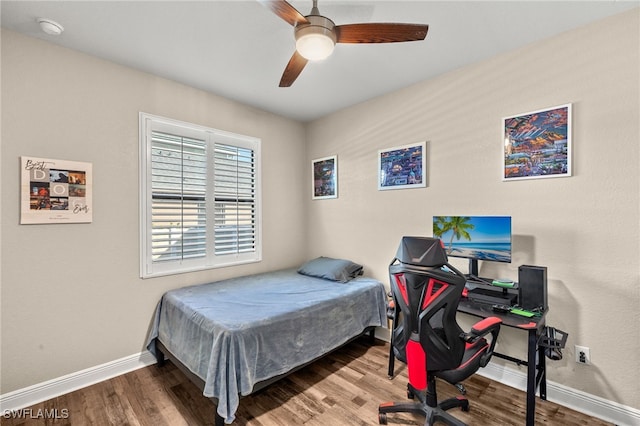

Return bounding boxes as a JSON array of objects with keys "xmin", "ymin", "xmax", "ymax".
[{"xmin": 2, "ymin": 338, "xmax": 612, "ymax": 425}]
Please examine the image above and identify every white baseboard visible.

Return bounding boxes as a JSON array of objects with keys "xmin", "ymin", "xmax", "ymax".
[
  {"xmin": 0, "ymin": 351, "xmax": 157, "ymax": 413},
  {"xmin": 478, "ymin": 362, "xmax": 640, "ymax": 426},
  {"xmin": 1, "ymin": 349, "xmax": 638, "ymax": 425}
]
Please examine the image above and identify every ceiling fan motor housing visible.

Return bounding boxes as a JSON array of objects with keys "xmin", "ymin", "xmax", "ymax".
[{"xmin": 294, "ymin": 15, "xmax": 337, "ymax": 60}]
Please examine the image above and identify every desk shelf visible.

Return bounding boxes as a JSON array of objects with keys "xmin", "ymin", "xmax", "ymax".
[{"xmin": 465, "ymin": 279, "xmax": 519, "ymax": 306}]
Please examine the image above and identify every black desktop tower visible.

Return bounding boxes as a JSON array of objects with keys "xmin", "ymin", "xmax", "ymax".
[{"xmin": 518, "ymin": 265, "xmax": 547, "ymax": 311}]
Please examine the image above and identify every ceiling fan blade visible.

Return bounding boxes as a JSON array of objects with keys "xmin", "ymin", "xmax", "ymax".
[
  {"xmin": 256, "ymin": 0, "xmax": 309, "ymax": 27},
  {"xmin": 279, "ymin": 51, "xmax": 309, "ymax": 87},
  {"xmin": 335, "ymin": 23, "xmax": 428, "ymax": 43}
]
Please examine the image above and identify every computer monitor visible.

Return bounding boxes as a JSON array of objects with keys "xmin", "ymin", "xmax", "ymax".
[{"xmin": 433, "ymin": 216, "xmax": 512, "ymax": 280}]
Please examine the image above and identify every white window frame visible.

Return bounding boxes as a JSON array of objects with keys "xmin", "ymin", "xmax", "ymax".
[{"xmin": 139, "ymin": 112, "xmax": 262, "ymax": 278}]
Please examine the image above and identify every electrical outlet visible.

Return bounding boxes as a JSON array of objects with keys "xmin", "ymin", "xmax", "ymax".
[{"xmin": 575, "ymin": 345, "xmax": 591, "ymax": 365}]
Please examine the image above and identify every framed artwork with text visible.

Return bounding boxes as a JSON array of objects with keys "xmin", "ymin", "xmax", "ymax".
[{"xmin": 20, "ymin": 156, "xmax": 93, "ymax": 224}]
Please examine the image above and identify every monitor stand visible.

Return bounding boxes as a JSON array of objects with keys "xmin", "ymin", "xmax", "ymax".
[
  {"xmin": 469, "ymin": 259, "xmax": 479, "ymax": 278},
  {"xmin": 466, "ymin": 259, "xmax": 493, "ymax": 284}
]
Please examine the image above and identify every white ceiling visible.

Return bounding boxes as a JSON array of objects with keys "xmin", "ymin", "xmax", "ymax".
[{"xmin": 2, "ymin": 1, "xmax": 638, "ymax": 122}]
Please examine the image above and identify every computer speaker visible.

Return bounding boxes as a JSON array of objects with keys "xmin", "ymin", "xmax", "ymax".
[{"xmin": 518, "ymin": 265, "xmax": 547, "ymax": 311}]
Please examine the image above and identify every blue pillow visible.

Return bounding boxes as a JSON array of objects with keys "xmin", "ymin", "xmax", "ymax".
[{"xmin": 297, "ymin": 257, "xmax": 364, "ymax": 283}]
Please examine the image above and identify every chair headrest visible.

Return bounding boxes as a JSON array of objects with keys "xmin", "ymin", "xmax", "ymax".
[{"xmin": 395, "ymin": 236, "xmax": 449, "ymax": 267}]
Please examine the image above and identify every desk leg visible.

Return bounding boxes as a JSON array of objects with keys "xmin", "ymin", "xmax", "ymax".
[
  {"xmin": 538, "ymin": 342, "xmax": 547, "ymax": 400},
  {"xmin": 526, "ymin": 329, "xmax": 537, "ymax": 426}
]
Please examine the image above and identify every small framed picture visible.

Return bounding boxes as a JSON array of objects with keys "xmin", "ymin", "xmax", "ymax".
[
  {"xmin": 503, "ymin": 103, "xmax": 572, "ymax": 181},
  {"xmin": 20, "ymin": 156, "xmax": 93, "ymax": 224},
  {"xmin": 378, "ymin": 142, "xmax": 426, "ymax": 190},
  {"xmin": 312, "ymin": 155, "xmax": 337, "ymax": 199}
]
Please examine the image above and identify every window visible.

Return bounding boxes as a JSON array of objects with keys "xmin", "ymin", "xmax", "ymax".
[{"xmin": 139, "ymin": 113, "xmax": 261, "ymax": 278}]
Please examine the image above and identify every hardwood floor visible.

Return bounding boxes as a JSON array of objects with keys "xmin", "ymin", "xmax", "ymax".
[{"xmin": 2, "ymin": 338, "xmax": 612, "ymax": 425}]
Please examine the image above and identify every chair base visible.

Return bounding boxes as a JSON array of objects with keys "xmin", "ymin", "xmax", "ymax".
[{"xmin": 378, "ymin": 383, "xmax": 469, "ymax": 426}]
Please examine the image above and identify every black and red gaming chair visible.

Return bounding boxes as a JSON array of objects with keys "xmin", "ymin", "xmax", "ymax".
[{"xmin": 379, "ymin": 237, "xmax": 502, "ymax": 426}]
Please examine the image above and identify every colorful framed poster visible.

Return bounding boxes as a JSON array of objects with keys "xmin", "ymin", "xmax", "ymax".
[
  {"xmin": 20, "ymin": 156, "xmax": 93, "ymax": 224},
  {"xmin": 312, "ymin": 155, "xmax": 337, "ymax": 199},
  {"xmin": 378, "ymin": 141, "xmax": 426, "ymax": 190},
  {"xmin": 503, "ymin": 103, "xmax": 572, "ymax": 181}
]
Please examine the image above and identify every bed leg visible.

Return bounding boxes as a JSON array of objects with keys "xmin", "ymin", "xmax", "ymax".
[
  {"xmin": 155, "ymin": 346, "xmax": 166, "ymax": 367},
  {"xmin": 215, "ymin": 411, "xmax": 225, "ymax": 426},
  {"xmin": 368, "ymin": 327, "xmax": 376, "ymax": 344}
]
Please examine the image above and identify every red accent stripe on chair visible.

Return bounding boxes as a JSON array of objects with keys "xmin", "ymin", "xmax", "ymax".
[
  {"xmin": 394, "ymin": 274, "xmax": 409, "ymax": 305},
  {"xmin": 457, "ymin": 345, "xmax": 489, "ymax": 370},
  {"xmin": 421, "ymin": 279, "xmax": 448, "ymax": 310},
  {"xmin": 406, "ymin": 339, "xmax": 427, "ymax": 390}
]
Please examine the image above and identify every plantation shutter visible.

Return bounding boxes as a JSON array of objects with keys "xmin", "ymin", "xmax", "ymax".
[
  {"xmin": 140, "ymin": 113, "xmax": 261, "ymax": 278},
  {"xmin": 150, "ymin": 131, "xmax": 207, "ymax": 262},
  {"xmin": 214, "ymin": 143, "xmax": 256, "ymax": 255}
]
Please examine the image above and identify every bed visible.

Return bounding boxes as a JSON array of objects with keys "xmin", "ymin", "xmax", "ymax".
[{"xmin": 145, "ymin": 258, "xmax": 387, "ymax": 424}]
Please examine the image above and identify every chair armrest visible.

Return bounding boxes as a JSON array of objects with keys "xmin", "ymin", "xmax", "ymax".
[
  {"xmin": 468, "ymin": 316, "xmax": 502, "ymax": 367},
  {"xmin": 386, "ymin": 298, "xmax": 396, "ymax": 319},
  {"xmin": 471, "ymin": 316, "xmax": 502, "ymax": 336}
]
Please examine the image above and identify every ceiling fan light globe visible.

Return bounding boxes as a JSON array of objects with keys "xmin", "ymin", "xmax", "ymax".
[
  {"xmin": 294, "ymin": 14, "xmax": 337, "ymax": 61},
  {"xmin": 296, "ymin": 33, "xmax": 335, "ymax": 61}
]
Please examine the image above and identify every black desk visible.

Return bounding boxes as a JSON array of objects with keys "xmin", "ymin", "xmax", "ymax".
[{"xmin": 457, "ymin": 298, "xmax": 547, "ymax": 426}]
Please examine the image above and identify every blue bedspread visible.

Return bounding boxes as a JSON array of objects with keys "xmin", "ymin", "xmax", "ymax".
[{"xmin": 145, "ymin": 268, "xmax": 387, "ymax": 423}]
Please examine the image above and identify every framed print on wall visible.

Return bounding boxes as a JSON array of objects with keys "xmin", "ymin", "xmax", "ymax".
[
  {"xmin": 20, "ymin": 156, "xmax": 93, "ymax": 224},
  {"xmin": 503, "ymin": 103, "xmax": 572, "ymax": 181},
  {"xmin": 312, "ymin": 155, "xmax": 337, "ymax": 199},
  {"xmin": 378, "ymin": 141, "xmax": 426, "ymax": 190}
]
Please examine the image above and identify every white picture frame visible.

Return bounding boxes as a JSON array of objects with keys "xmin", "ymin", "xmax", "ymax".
[
  {"xmin": 378, "ymin": 141, "xmax": 426, "ymax": 190},
  {"xmin": 312, "ymin": 155, "xmax": 337, "ymax": 199},
  {"xmin": 503, "ymin": 103, "xmax": 572, "ymax": 181},
  {"xmin": 20, "ymin": 156, "xmax": 93, "ymax": 224}
]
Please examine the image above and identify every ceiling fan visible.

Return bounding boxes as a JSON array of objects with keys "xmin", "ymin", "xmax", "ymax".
[{"xmin": 257, "ymin": 0, "xmax": 429, "ymax": 87}]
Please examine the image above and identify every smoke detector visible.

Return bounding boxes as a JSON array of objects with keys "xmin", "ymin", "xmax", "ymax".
[{"xmin": 37, "ymin": 18, "xmax": 64, "ymax": 36}]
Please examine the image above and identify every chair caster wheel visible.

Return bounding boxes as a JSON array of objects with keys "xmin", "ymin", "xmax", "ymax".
[{"xmin": 378, "ymin": 413, "xmax": 388, "ymax": 425}]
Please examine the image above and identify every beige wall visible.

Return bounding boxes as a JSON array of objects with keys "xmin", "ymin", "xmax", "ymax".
[
  {"xmin": 2, "ymin": 7, "xmax": 639, "ymax": 412},
  {"xmin": 305, "ymin": 9, "xmax": 639, "ymax": 408},
  {"xmin": 1, "ymin": 30, "xmax": 308, "ymax": 393}
]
